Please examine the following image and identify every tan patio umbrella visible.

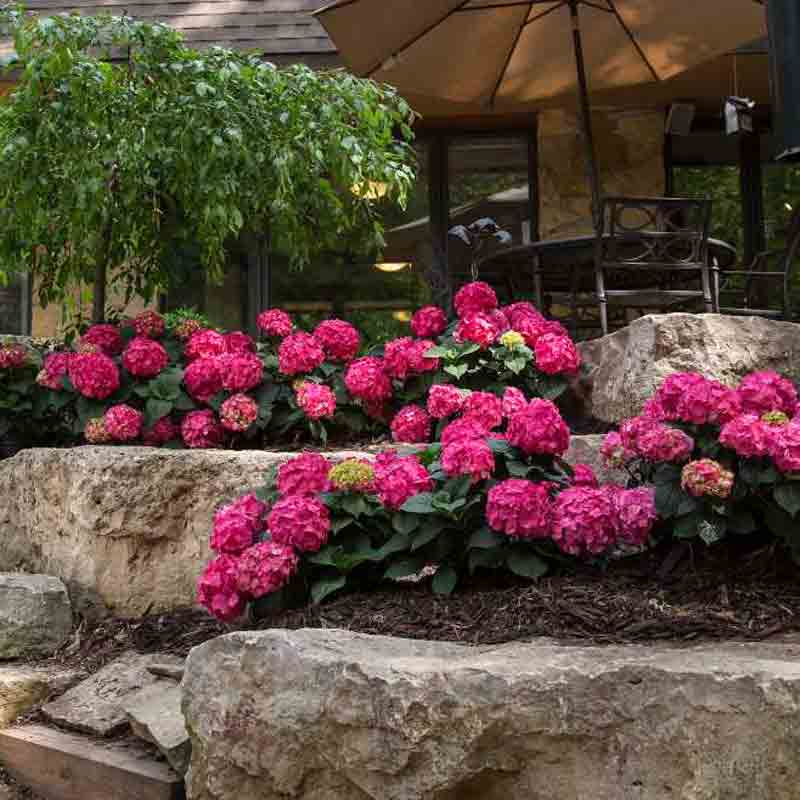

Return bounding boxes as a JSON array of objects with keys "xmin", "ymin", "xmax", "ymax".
[{"xmin": 315, "ymin": 0, "xmax": 767, "ymax": 226}]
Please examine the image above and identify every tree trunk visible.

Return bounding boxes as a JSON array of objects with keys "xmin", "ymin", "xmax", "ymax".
[{"xmin": 91, "ymin": 215, "xmax": 114, "ymax": 323}]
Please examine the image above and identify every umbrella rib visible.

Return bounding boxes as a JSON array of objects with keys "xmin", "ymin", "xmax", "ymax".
[
  {"xmin": 522, "ymin": 1, "xmax": 566, "ymax": 28},
  {"xmin": 605, "ymin": 0, "xmax": 660, "ymax": 82},
  {"xmin": 487, "ymin": 0, "xmax": 537, "ymax": 108},
  {"xmin": 363, "ymin": 0, "xmax": 474, "ymax": 78}
]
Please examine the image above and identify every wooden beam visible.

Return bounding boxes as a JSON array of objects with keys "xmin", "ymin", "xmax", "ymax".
[{"xmin": 0, "ymin": 725, "xmax": 184, "ymax": 800}]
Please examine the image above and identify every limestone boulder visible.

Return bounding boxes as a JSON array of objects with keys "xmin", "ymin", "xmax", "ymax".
[
  {"xmin": 184, "ymin": 629, "xmax": 800, "ymax": 800},
  {"xmin": 578, "ymin": 313, "xmax": 800, "ymax": 423},
  {"xmin": 0, "ymin": 574, "xmax": 72, "ymax": 659}
]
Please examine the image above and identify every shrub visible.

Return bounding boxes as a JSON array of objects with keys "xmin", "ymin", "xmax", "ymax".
[
  {"xmin": 197, "ymin": 400, "xmax": 656, "ymax": 619},
  {"xmin": 601, "ymin": 370, "xmax": 800, "ymax": 558},
  {"xmin": 0, "ymin": 282, "xmax": 584, "ymax": 451}
]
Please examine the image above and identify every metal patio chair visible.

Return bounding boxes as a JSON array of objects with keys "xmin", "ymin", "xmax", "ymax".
[
  {"xmin": 715, "ymin": 205, "xmax": 800, "ymax": 321},
  {"xmin": 594, "ymin": 197, "xmax": 713, "ymax": 336}
]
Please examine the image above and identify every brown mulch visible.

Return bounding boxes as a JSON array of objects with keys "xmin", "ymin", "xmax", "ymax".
[{"xmin": 33, "ymin": 541, "xmax": 800, "ymax": 675}]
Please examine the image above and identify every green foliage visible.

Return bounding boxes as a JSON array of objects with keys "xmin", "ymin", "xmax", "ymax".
[{"xmin": 0, "ymin": 9, "xmax": 416, "ymax": 317}]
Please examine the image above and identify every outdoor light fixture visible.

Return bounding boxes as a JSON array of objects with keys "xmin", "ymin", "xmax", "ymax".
[
  {"xmin": 392, "ymin": 310, "xmax": 412, "ymax": 322},
  {"xmin": 724, "ymin": 96, "xmax": 755, "ymax": 135},
  {"xmin": 375, "ymin": 262, "xmax": 410, "ymax": 273}
]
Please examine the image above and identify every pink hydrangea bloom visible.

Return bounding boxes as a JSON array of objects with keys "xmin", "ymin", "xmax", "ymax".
[
  {"xmin": 133, "ymin": 310, "xmax": 165, "ymax": 338},
  {"xmin": 507, "ymin": 399, "xmax": 570, "ymax": 457},
  {"xmin": 442, "ymin": 438, "xmax": 495, "ymax": 482},
  {"xmin": 277, "ymin": 452, "xmax": 331, "ymax": 497},
  {"xmin": 225, "ymin": 331, "xmax": 256, "ymax": 354},
  {"xmin": 681, "ymin": 459, "xmax": 735, "ymax": 499},
  {"xmin": 173, "ymin": 318, "xmax": 202, "ymax": 341},
  {"xmin": 720, "ymin": 413, "xmax": 775, "ymax": 458},
  {"xmin": 345, "ymin": 356, "xmax": 393, "ymax": 403},
  {"xmin": 211, "ymin": 504, "xmax": 259, "ymax": 554},
  {"xmin": 143, "ymin": 416, "xmax": 178, "ymax": 446},
  {"xmin": 390, "ymin": 405, "xmax": 432, "ymax": 443},
  {"xmin": 269, "ymin": 495, "xmax": 330, "ymax": 553},
  {"xmin": 80, "ymin": 324, "xmax": 123, "ymax": 356},
  {"xmin": 217, "ymin": 352, "xmax": 263, "ymax": 392},
  {"xmin": 440, "ymin": 416, "xmax": 490, "ymax": 447},
  {"xmin": 601, "ymin": 431, "xmax": 631, "ymax": 468},
  {"xmin": 406, "ymin": 339, "xmax": 439, "ymax": 374},
  {"xmin": 37, "ymin": 352, "xmax": 71, "ymax": 390},
  {"xmin": 296, "ymin": 382, "xmax": 337, "ymax": 420},
  {"xmin": 427, "ymin": 384, "xmax": 465, "ymax": 419},
  {"xmin": 236, "ymin": 542, "xmax": 299, "ymax": 599},
  {"xmin": 641, "ymin": 396, "xmax": 667, "ymax": 420},
  {"xmin": 502, "ymin": 387, "xmax": 527, "ymax": 418},
  {"xmin": 619, "ymin": 415, "xmax": 659, "ymax": 455},
  {"xmin": 104, "ymin": 404, "xmax": 143, "ymax": 441},
  {"xmin": 257, "ymin": 309, "xmax": 293, "ymax": 338},
  {"xmin": 636, "ymin": 424, "xmax": 694, "ymax": 463},
  {"xmin": 231, "ymin": 493, "xmax": 269, "ymax": 529},
  {"xmin": 737, "ymin": 370, "xmax": 798, "ymax": 417},
  {"xmin": 84, "ymin": 417, "xmax": 112, "ymax": 444},
  {"xmin": 181, "ymin": 410, "xmax": 224, "ymax": 449},
  {"xmin": 184, "ymin": 357, "xmax": 223, "ymax": 404},
  {"xmin": 373, "ymin": 451, "xmax": 434, "ymax": 510},
  {"xmin": 486, "ymin": 479, "xmax": 553, "ymax": 539},
  {"xmin": 197, "ymin": 555, "xmax": 246, "ymax": 621},
  {"xmin": 654, "ymin": 373, "xmax": 740, "ymax": 426},
  {"xmin": 508, "ymin": 312, "xmax": 549, "ymax": 348},
  {"xmin": 768, "ymin": 420, "xmax": 800, "ymax": 474},
  {"xmin": 463, "ymin": 391, "xmax": 504, "ymax": 430},
  {"xmin": 122, "ymin": 336, "xmax": 169, "ymax": 379},
  {"xmin": 572, "ymin": 463, "xmax": 599, "ymax": 488},
  {"xmin": 454, "ymin": 311, "xmax": 502, "ymax": 349},
  {"xmin": 613, "ymin": 486, "xmax": 657, "ymax": 546},
  {"xmin": 534, "ymin": 334, "xmax": 581, "ymax": 375},
  {"xmin": 185, "ymin": 329, "xmax": 227, "ymax": 361},
  {"xmin": 220, "ymin": 394, "xmax": 258, "ymax": 432},
  {"xmin": 410, "ymin": 305, "xmax": 448, "ymax": 338},
  {"xmin": 504, "ymin": 301, "xmax": 540, "ymax": 322},
  {"xmin": 313, "ymin": 319, "xmax": 360, "ymax": 361},
  {"xmin": 278, "ymin": 332, "xmax": 325, "ymax": 376},
  {"xmin": 551, "ymin": 487, "xmax": 619, "ymax": 556},
  {"xmin": 68, "ymin": 352, "xmax": 120, "ymax": 400},
  {"xmin": 382, "ymin": 337, "xmax": 416, "ymax": 381},
  {"xmin": 454, "ymin": 281, "xmax": 498, "ymax": 318}
]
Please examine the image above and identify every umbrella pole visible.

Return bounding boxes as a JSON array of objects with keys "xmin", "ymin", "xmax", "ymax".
[{"xmin": 568, "ymin": 0, "xmax": 602, "ymax": 231}]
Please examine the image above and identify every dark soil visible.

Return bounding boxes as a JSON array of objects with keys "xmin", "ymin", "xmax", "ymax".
[{"xmin": 36, "ymin": 540, "xmax": 800, "ymax": 675}]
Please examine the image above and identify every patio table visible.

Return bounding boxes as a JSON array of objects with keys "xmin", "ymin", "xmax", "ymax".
[{"xmin": 475, "ymin": 234, "xmax": 736, "ymax": 304}]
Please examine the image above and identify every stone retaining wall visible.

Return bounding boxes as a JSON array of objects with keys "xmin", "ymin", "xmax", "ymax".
[{"xmin": 0, "ymin": 438, "xmax": 611, "ymax": 616}]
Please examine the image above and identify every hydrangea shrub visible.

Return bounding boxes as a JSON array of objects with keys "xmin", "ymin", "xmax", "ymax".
[
  {"xmin": 197, "ymin": 399, "xmax": 656, "ymax": 619},
  {"xmin": 0, "ymin": 282, "xmax": 583, "ymax": 451},
  {"xmin": 601, "ymin": 370, "xmax": 800, "ymax": 557}
]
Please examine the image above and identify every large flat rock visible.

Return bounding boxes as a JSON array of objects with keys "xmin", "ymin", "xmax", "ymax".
[
  {"xmin": 579, "ymin": 313, "xmax": 800, "ymax": 423},
  {"xmin": 0, "ymin": 574, "xmax": 72, "ymax": 659},
  {"xmin": 42, "ymin": 652, "xmax": 184, "ymax": 737},
  {"xmin": 0, "ymin": 440, "xmax": 607, "ymax": 616},
  {"xmin": 183, "ymin": 629, "xmax": 800, "ymax": 800}
]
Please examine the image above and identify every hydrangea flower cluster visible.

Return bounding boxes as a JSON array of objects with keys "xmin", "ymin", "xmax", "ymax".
[
  {"xmin": 278, "ymin": 332, "xmax": 326, "ymax": 376},
  {"xmin": 257, "ymin": 309, "xmax": 293, "ymax": 338},
  {"xmin": 68, "ymin": 352, "xmax": 120, "ymax": 400},
  {"xmin": 104, "ymin": 404, "xmax": 143, "ymax": 441},
  {"xmin": 313, "ymin": 319, "xmax": 360, "ymax": 362},
  {"xmin": 235, "ymin": 542, "xmax": 299, "ymax": 599},
  {"xmin": 133, "ymin": 310, "xmax": 166, "ymax": 339},
  {"xmin": 184, "ymin": 357, "xmax": 223, "ymax": 404},
  {"xmin": 328, "ymin": 459, "xmax": 375, "ymax": 492},
  {"xmin": 185, "ymin": 329, "xmax": 227, "ymax": 361},
  {"xmin": 122, "ymin": 337, "xmax": 169, "ymax": 379},
  {"xmin": 390, "ymin": 405, "xmax": 431, "ymax": 443},
  {"xmin": 81, "ymin": 324, "xmax": 123, "ymax": 356},
  {"xmin": 345, "ymin": 356, "xmax": 393, "ymax": 403},
  {"xmin": 373, "ymin": 451, "xmax": 433, "ymax": 509},
  {"xmin": 534, "ymin": 333, "xmax": 581, "ymax": 375},
  {"xmin": 84, "ymin": 417, "xmax": 112, "ymax": 444},
  {"xmin": 410, "ymin": 305, "xmax": 448, "ymax": 338},
  {"xmin": 218, "ymin": 353, "xmax": 263, "ymax": 392},
  {"xmin": 486, "ymin": 479, "xmax": 553, "ymax": 539},
  {"xmin": 277, "ymin": 452, "xmax": 331, "ymax": 497},
  {"xmin": 37, "ymin": 352, "xmax": 71, "ymax": 390},
  {"xmin": 507, "ymin": 399, "xmax": 570, "ymax": 457},
  {"xmin": 181, "ymin": 409, "xmax": 224, "ymax": 449},
  {"xmin": 681, "ymin": 459, "xmax": 735, "ymax": 499},
  {"xmin": 442, "ymin": 438, "xmax": 495, "ymax": 482},
  {"xmin": 210, "ymin": 494, "xmax": 268, "ymax": 554},
  {"xmin": 144, "ymin": 416, "xmax": 179, "ymax": 446},
  {"xmin": 427, "ymin": 384, "xmax": 466, "ymax": 419},
  {"xmin": 296, "ymin": 382, "xmax": 337, "ymax": 420},
  {"xmin": 220, "ymin": 394, "xmax": 258, "ymax": 432},
  {"xmin": 269, "ymin": 495, "xmax": 331, "ymax": 553}
]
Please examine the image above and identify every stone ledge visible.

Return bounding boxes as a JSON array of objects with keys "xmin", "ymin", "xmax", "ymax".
[
  {"xmin": 183, "ymin": 629, "xmax": 800, "ymax": 800},
  {"xmin": 0, "ymin": 438, "xmax": 611, "ymax": 617}
]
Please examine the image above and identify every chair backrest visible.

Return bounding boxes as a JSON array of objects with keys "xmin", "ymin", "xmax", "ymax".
[{"xmin": 596, "ymin": 197, "xmax": 712, "ymax": 270}]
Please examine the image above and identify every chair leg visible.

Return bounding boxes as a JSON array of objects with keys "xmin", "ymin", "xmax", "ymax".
[
  {"xmin": 595, "ymin": 266, "xmax": 609, "ymax": 336},
  {"xmin": 701, "ymin": 265, "xmax": 713, "ymax": 314}
]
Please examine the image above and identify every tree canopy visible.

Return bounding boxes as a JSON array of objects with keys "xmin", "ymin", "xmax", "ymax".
[{"xmin": 0, "ymin": 8, "xmax": 417, "ymax": 319}]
